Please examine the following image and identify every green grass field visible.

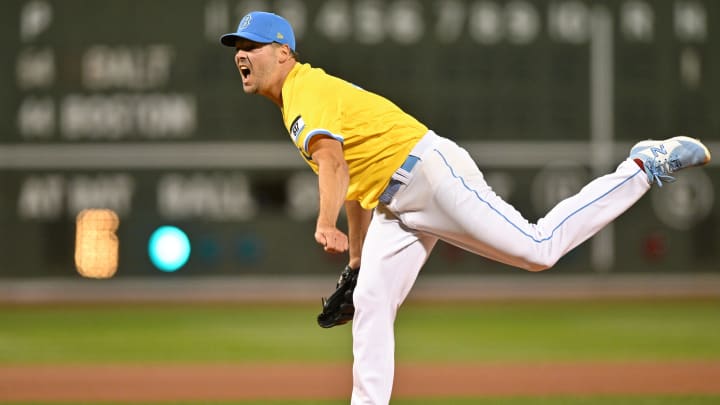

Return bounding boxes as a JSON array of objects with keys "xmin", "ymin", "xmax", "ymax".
[
  {"xmin": 1, "ymin": 299, "xmax": 719, "ymax": 364},
  {"xmin": 1, "ymin": 298, "xmax": 719, "ymax": 404}
]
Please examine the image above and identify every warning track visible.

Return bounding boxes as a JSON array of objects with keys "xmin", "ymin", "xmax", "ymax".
[{"xmin": 1, "ymin": 361, "xmax": 719, "ymax": 401}]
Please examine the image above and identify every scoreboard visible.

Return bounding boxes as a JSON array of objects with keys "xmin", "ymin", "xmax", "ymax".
[{"xmin": 1, "ymin": 0, "xmax": 718, "ymax": 278}]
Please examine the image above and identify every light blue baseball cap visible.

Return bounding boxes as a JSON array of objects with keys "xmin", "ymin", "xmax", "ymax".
[{"xmin": 220, "ymin": 11, "xmax": 296, "ymax": 51}]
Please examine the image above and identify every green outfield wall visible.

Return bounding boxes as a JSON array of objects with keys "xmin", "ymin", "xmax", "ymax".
[{"xmin": 1, "ymin": 0, "xmax": 718, "ymax": 278}]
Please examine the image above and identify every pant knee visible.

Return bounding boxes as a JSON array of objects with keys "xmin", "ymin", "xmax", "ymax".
[
  {"xmin": 353, "ymin": 284, "xmax": 398, "ymax": 321},
  {"xmin": 519, "ymin": 251, "xmax": 559, "ymax": 272}
]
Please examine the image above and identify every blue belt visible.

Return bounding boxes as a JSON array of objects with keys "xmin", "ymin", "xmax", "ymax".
[
  {"xmin": 378, "ymin": 155, "xmax": 420, "ymax": 205},
  {"xmin": 377, "ymin": 131, "xmax": 438, "ymax": 205},
  {"xmin": 399, "ymin": 155, "xmax": 420, "ymax": 173}
]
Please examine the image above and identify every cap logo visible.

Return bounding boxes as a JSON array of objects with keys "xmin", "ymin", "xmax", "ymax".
[
  {"xmin": 276, "ymin": 32, "xmax": 284, "ymax": 40},
  {"xmin": 238, "ymin": 14, "xmax": 252, "ymax": 31}
]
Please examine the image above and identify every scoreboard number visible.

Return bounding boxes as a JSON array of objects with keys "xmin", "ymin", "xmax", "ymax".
[{"xmin": 74, "ymin": 209, "xmax": 120, "ymax": 279}]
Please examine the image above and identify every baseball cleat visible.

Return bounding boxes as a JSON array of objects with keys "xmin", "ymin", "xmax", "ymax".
[{"xmin": 630, "ymin": 136, "xmax": 711, "ymax": 186}]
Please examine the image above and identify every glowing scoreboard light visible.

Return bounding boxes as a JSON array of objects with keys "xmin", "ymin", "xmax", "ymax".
[
  {"xmin": 74, "ymin": 208, "xmax": 120, "ymax": 279},
  {"xmin": 147, "ymin": 226, "xmax": 191, "ymax": 272}
]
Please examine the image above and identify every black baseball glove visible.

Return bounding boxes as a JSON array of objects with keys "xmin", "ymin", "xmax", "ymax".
[{"xmin": 317, "ymin": 265, "xmax": 359, "ymax": 328}]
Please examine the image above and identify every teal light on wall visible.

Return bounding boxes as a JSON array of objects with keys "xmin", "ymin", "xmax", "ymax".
[{"xmin": 148, "ymin": 226, "xmax": 191, "ymax": 272}]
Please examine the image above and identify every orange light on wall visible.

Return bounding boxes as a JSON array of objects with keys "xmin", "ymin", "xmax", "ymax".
[{"xmin": 74, "ymin": 209, "xmax": 120, "ymax": 279}]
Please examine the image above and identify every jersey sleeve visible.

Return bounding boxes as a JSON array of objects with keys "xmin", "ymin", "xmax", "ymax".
[{"xmin": 287, "ymin": 92, "xmax": 344, "ymax": 158}]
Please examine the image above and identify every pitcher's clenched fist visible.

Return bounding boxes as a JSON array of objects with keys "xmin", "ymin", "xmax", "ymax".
[{"xmin": 315, "ymin": 226, "xmax": 348, "ymax": 253}]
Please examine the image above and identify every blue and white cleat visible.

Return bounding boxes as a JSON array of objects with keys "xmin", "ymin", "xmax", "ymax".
[{"xmin": 630, "ymin": 136, "xmax": 711, "ymax": 187}]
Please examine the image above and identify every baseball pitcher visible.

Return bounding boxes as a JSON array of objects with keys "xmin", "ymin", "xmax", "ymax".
[{"xmin": 220, "ymin": 12, "xmax": 712, "ymax": 405}]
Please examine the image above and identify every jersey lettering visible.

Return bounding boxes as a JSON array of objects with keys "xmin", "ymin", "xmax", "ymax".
[{"xmin": 290, "ymin": 115, "xmax": 305, "ymax": 141}]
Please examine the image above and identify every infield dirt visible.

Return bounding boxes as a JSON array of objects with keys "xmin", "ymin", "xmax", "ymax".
[{"xmin": 1, "ymin": 361, "xmax": 719, "ymax": 401}]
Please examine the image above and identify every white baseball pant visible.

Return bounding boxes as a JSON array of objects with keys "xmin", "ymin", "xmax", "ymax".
[{"xmin": 350, "ymin": 131, "xmax": 651, "ymax": 404}]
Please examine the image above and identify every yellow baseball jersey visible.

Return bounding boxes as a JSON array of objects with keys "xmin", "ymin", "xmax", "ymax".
[{"xmin": 281, "ymin": 63, "xmax": 428, "ymax": 209}]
